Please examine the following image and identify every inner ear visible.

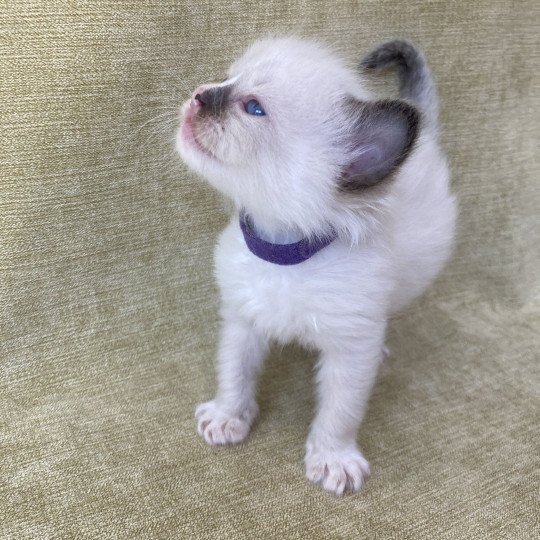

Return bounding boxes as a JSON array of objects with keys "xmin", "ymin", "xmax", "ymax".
[{"xmin": 339, "ymin": 99, "xmax": 420, "ymax": 191}]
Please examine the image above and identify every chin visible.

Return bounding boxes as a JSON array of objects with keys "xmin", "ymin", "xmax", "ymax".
[
  {"xmin": 176, "ymin": 104, "xmax": 203, "ymax": 169},
  {"xmin": 176, "ymin": 102, "xmax": 227, "ymax": 185}
]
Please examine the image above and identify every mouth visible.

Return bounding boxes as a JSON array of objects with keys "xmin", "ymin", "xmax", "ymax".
[{"xmin": 179, "ymin": 103, "xmax": 217, "ymax": 160}]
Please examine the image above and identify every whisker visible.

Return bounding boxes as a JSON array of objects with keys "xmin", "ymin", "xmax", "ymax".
[
  {"xmin": 133, "ymin": 111, "xmax": 178, "ymax": 135},
  {"xmin": 147, "ymin": 106, "xmax": 180, "ymax": 112}
]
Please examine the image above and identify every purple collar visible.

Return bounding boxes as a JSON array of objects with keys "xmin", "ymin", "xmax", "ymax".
[{"xmin": 239, "ymin": 213, "xmax": 337, "ymax": 265}]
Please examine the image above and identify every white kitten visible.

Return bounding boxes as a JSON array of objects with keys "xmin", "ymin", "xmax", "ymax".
[{"xmin": 176, "ymin": 37, "xmax": 457, "ymax": 495}]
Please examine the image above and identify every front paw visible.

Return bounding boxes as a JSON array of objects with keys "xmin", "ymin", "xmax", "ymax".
[
  {"xmin": 195, "ymin": 400, "xmax": 257, "ymax": 446},
  {"xmin": 305, "ymin": 444, "xmax": 370, "ymax": 496}
]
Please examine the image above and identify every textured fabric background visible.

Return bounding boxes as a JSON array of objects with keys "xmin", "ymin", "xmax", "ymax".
[{"xmin": 1, "ymin": 1, "xmax": 538, "ymax": 538}]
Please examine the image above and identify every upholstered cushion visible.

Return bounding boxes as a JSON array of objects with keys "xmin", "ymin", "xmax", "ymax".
[{"xmin": 1, "ymin": 1, "xmax": 537, "ymax": 537}]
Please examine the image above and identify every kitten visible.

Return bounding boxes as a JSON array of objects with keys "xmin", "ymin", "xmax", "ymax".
[{"xmin": 176, "ymin": 38, "xmax": 457, "ymax": 495}]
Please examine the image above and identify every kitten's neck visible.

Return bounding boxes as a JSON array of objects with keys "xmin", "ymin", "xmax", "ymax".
[{"xmin": 242, "ymin": 212, "xmax": 305, "ymax": 244}]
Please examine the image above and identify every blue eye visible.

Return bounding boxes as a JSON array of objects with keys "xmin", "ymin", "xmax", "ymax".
[{"xmin": 244, "ymin": 99, "xmax": 266, "ymax": 116}]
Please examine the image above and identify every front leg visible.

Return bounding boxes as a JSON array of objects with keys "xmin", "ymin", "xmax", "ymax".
[
  {"xmin": 196, "ymin": 313, "xmax": 269, "ymax": 446},
  {"xmin": 305, "ymin": 328, "xmax": 385, "ymax": 495}
]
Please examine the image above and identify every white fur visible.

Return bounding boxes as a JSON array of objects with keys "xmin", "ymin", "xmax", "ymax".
[{"xmin": 177, "ymin": 37, "xmax": 457, "ymax": 495}]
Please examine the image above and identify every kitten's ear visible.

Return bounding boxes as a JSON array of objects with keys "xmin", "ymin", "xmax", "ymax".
[{"xmin": 339, "ymin": 100, "xmax": 420, "ymax": 191}]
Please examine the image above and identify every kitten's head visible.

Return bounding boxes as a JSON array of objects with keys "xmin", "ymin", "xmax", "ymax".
[{"xmin": 177, "ymin": 37, "xmax": 419, "ymax": 237}]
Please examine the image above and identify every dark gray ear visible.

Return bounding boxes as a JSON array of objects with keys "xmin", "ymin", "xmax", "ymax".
[{"xmin": 339, "ymin": 100, "xmax": 420, "ymax": 191}]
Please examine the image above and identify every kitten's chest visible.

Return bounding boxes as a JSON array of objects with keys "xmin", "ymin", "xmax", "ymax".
[
  {"xmin": 213, "ymin": 222, "xmax": 384, "ymax": 344},
  {"xmin": 216, "ymin": 238, "xmax": 315, "ymax": 340}
]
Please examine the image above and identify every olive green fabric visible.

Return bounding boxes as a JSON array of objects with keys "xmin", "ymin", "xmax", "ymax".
[{"xmin": 1, "ymin": 1, "xmax": 538, "ymax": 538}]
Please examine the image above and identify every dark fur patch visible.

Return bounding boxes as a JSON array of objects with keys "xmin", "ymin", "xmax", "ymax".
[
  {"xmin": 196, "ymin": 85, "xmax": 231, "ymax": 116},
  {"xmin": 360, "ymin": 39, "xmax": 429, "ymax": 108},
  {"xmin": 339, "ymin": 99, "xmax": 420, "ymax": 192}
]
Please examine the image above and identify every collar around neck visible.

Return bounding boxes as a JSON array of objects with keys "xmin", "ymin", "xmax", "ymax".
[{"xmin": 239, "ymin": 212, "xmax": 337, "ymax": 265}]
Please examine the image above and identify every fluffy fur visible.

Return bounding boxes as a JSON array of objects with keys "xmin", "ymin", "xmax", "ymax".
[{"xmin": 176, "ymin": 37, "xmax": 457, "ymax": 495}]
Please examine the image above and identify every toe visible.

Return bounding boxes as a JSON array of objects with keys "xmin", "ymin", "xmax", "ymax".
[{"xmin": 305, "ymin": 447, "xmax": 370, "ymax": 495}]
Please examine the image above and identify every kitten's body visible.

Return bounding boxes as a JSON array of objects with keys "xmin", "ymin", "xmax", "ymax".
[
  {"xmin": 216, "ymin": 132, "xmax": 453, "ymax": 337},
  {"xmin": 177, "ymin": 38, "xmax": 456, "ymax": 495}
]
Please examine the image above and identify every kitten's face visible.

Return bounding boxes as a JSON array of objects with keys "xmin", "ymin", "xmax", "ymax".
[{"xmin": 177, "ymin": 37, "xmax": 418, "ymax": 234}]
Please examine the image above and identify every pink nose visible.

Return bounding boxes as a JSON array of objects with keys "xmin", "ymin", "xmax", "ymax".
[{"xmin": 190, "ymin": 86, "xmax": 208, "ymax": 110}]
